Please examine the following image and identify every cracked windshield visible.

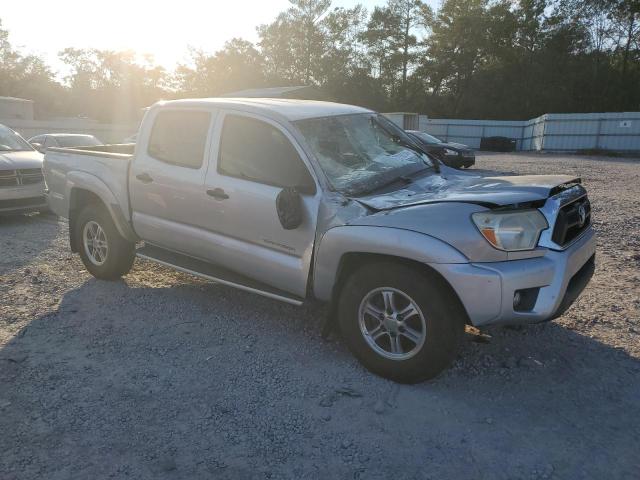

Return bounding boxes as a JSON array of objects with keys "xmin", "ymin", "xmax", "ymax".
[{"xmin": 296, "ymin": 114, "xmax": 433, "ymax": 194}]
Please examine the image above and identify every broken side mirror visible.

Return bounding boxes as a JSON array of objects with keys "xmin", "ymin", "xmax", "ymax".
[{"xmin": 276, "ymin": 187, "xmax": 304, "ymax": 230}]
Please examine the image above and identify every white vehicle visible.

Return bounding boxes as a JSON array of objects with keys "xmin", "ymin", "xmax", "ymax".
[
  {"xmin": 0, "ymin": 124, "xmax": 46, "ymax": 214},
  {"xmin": 28, "ymin": 133, "xmax": 102, "ymax": 153}
]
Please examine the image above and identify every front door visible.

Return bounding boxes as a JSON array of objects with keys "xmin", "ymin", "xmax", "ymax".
[{"xmin": 200, "ymin": 112, "xmax": 320, "ymax": 297}]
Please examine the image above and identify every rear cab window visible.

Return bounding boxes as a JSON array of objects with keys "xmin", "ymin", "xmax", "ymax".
[{"xmin": 148, "ymin": 110, "xmax": 211, "ymax": 169}]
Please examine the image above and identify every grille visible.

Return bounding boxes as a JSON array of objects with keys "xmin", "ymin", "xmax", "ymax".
[
  {"xmin": 0, "ymin": 170, "xmax": 18, "ymax": 187},
  {"xmin": 552, "ymin": 196, "xmax": 591, "ymax": 247},
  {"xmin": 18, "ymin": 168, "xmax": 44, "ymax": 185},
  {"xmin": 0, "ymin": 169, "xmax": 43, "ymax": 187}
]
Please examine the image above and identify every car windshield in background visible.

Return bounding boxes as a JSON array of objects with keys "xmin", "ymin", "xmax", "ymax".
[
  {"xmin": 57, "ymin": 136, "xmax": 102, "ymax": 148},
  {"xmin": 295, "ymin": 113, "xmax": 433, "ymax": 195},
  {"xmin": 413, "ymin": 132, "xmax": 442, "ymax": 144},
  {"xmin": 0, "ymin": 127, "xmax": 33, "ymax": 152}
]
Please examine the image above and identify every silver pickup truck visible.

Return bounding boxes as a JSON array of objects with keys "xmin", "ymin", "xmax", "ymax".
[{"xmin": 44, "ymin": 98, "xmax": 596, "ymax": 383}]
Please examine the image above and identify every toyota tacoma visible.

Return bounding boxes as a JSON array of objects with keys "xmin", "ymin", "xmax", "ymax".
[{"xmin": 43, "ymin": 99, "xmax": 595, "ymax": 383}]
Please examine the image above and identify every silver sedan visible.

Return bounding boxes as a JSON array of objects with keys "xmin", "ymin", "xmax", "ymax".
[{"xmin": 0, "ymin": 124, "xmax": 46, "ymax": 214}]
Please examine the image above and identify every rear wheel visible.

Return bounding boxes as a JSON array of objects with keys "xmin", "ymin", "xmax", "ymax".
[
  {"xmin": 74, "ymin": 204, "xmax": 135, "ymax": 279},
  {"xmin": 338, "ymin": 262, "xmax": 464, "ymax": 383}
]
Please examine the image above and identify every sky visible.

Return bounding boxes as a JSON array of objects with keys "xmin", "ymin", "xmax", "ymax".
[{"xmin": 2, "ymin": 0, "xmax": 439, "ymax": 77}]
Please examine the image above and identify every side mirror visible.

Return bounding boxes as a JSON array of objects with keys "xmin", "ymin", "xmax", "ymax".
[
  {"xmin": 31, "ymin": 142, "xmax": 44, "ymax": 153},
  {"xmin": 276, "ymin": 187, "xmax": 304, "ymax": 230}
]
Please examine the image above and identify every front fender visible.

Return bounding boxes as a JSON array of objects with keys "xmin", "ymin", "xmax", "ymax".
[
  {"xmin": 65, "ymin": 171, "xmax": 136, "ymax": 242},
  {"xmin": 312, "ymin": 225, "xmax": 468, "ymax": 301}
]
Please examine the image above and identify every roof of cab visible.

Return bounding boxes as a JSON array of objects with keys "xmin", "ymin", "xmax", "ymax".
[{"xmin": 153, "ymin": 98, "xmax": 373, "ymax": 122}]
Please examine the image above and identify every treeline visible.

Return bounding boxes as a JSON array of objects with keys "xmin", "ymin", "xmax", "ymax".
[{"xmin": 1, "ymin": 0, "xmax": 638, "ymax": 122}]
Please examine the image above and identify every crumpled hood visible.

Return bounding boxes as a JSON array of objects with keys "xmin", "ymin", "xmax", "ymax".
[
  {"xmin": 356, "ymin": 169, "xmax": 580, "ymax": 210},
  {"xmin": 0, "ymin": 151, "xmax": 44, "ymax": 171}
]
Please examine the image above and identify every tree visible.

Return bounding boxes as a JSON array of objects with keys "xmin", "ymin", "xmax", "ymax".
[
  {"xmin": 609, "ymin": 0, "xmax": 640, "ymax": 108},
  {"xmin": 0, "ymin": 19, "xmax": 62, "ymax": 118},
  {"xmin": 316, "ymin": 6, "xmax": 373, "ymax": 102},
  {"xmin": 175, "ymin": 39, "xmax": 265, "ymax": 96},
  {"xmin": 258, "ymin": 0, "xmax": 331, "ymax": 84},
  {"xmin": 3, "ymin": 0, "xmax": 640, "ymax": 123},
  {"xmin": 362, "ymin": 0, "xmax": 432, "ymax": 106},
  {"xmin": 423, "ymin": 0, "xmax": 488, "ymax": 116},
  {"xmin": 59, "ymin": 48, "xmax": 169, "ymax": 122}
]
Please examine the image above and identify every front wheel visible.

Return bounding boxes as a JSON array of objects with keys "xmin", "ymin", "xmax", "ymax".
[
  {"xmin": 74, "ymin": 204, "xmax": 135, "ymax": 280},
  {"xmin": 338, "ymin": 262, "xmax": 464, "ymax": 383}
]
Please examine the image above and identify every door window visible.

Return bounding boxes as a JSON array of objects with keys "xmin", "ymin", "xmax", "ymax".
[
  {"xmin": 148, "ymin": 110, "xmax": 211, "ymax": 169},
  {"xmin": 218, "ymin": 115, "xmax": 315, "ymax": 191}
]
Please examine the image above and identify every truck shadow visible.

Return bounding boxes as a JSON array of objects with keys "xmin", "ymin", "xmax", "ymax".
[
  {"xmin": 1, "ymin": 277, "xmax": 638, "ymax": 478},
  {"xmin": 0, "ymin": 212, "xmax": 60, "ymax": 275}
]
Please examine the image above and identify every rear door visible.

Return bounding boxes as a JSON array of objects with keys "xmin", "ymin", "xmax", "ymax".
[
  {"xmin": 129, "ymin": 108, "xmax": 218, "ymax": 254},
  {"xmin": 200, "ymin": 111, "xmax": 321, "ymax": 297}
]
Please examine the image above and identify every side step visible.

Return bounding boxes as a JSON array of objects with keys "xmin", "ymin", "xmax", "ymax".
[{"xmin": 136, "ymin": 244, "xmax": 304, "ymax": 306}]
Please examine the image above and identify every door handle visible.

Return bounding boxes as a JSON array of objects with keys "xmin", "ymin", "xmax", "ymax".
[
  {"xmin": 136, "ymin": 172, "xmax": 154, "ymax": 184},
  {"xmin": 207, "ymin": 188, "xmax": 229, "ymax": 200}
]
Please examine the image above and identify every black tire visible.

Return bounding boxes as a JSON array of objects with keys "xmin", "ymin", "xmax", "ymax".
[
  {"xmin": 74, "ymin": 203, "xmax": 135, "ymax": 280},
  {"xmin": 337, "ymin": 262, "xmax": 464, "ymax": 383}
]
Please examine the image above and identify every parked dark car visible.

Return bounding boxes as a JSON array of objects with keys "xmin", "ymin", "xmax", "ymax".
[
  {"xmin": 406, "ymin": 130, "xmax": 475, "ymax": 168},
  {"xmin": 480, "ymin": 136, "xmax": 517, "ymax": 152}
]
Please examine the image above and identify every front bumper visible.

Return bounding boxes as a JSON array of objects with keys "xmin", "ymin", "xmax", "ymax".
[
  {"xmin": 0, "ymin": 182, "xmax": 47, "ymax": 214},
  {"xmin": 434, "ymin": 226, "xmax": 596, "ymax": 326}
]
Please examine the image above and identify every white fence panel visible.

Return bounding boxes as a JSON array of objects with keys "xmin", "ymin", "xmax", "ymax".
[{"xmin": 415, "ymin": 112, "xmax": 640, "ymax": 152}]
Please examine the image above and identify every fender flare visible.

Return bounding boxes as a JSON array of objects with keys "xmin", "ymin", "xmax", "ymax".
[
  {"xmin": 65, "ymin": 171, "xmax": 137, "ymax": 242},
  {"xmin": 312, "ymin": 225, "xmax": 469, "ymax": 301}
]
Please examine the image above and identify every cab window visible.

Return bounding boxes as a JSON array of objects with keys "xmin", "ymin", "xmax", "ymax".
[
  {"xmin": 148, "ymin": 110, "xmax": 211, "ymax": 169},
  {"xmin": 218, "ymin": 115, "xmax": 315, "ymax": 191}
]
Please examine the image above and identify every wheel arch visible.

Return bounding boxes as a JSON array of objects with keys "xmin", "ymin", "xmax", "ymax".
[
  {"xmin": 331, "ymin": 252, "xmax": 471, "ymax": 326},
  {"xmin": 68, "ymin": 186, "xmax": 136, "ymax": 252},
  {"xmin": 66, "ymin": 174, "xmax": 137, "ymax": 251},
  {"xmin": 312, "ymin": 225, "xmax": 471, "ymax": 324}
]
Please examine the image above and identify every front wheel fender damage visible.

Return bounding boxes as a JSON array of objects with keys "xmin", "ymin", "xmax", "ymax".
[{"xmin": 312, "ymin": 225, "xmax": 468, "ymax": 302}]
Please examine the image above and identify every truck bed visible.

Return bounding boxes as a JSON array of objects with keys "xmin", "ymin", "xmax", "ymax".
[{"xmin": 44, "ymin": 144, "xmax": 135, "ymax": 221}]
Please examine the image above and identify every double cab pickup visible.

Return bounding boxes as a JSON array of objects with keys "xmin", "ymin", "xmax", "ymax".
[{"xmin": 44, "ymin": 98, "xmax": 596, "ymax": 383}]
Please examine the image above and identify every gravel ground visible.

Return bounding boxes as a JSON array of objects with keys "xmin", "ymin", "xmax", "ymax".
[{"xmin": 1, "ymin": 152, "xmax": 639, "ymax": 480}]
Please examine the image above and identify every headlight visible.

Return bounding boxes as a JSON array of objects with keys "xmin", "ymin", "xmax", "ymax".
[
  {"xmin": 472, "ymin": 210, "xmax": 548, "ymax": 251},
  {"xmin": 443, "ymin": 148, "xmax": 458, "ymax": 156}
]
